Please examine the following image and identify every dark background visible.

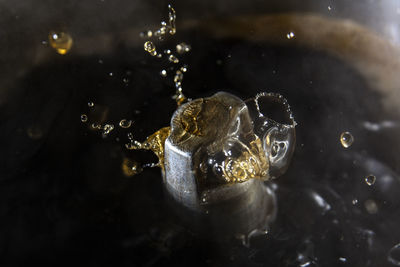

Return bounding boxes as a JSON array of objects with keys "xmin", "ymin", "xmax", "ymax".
[{"xmin": 1, "ymin": 1, "xmax": 400, "ymax": 266}]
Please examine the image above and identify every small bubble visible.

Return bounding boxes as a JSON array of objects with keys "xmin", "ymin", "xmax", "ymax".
[
  {"xmin": 176, "ymin": 42, "xmax": 191, "ymax": 54},
  {"xmin": 122, "ymin": 77, "xmax": 129, "ymax": 84},
  {"xmin": 328, "ymin": 6, "xmax": 332, "ymax": 11},
  {"xmin": 109, "ymin": 72, "xmax": 113, "ymax": 77},
  {"xmin": 144, "ymin": 41, "xmax": 157, "ymax": 56},
  {"xmin": 286, "ymin": 31, "xmax": 295, "ymax": 39},
  {"xmin": 352, "ymin": 199, "xmax": 358, "ymax": 205},
  {"xmin": 48, "ymin": 31, "xmax": 73, "ymax": 55},
  {"xmin": 119, "ymin": 119, "xmax": 132, "ymax": 128},
  {"xmin": 365, "ymin": 174, "xmax": 376, "ymax": 186},
  {"xmin": 98, "ymin": 59, "xmax": 103, "ymax": 64},
  {"xmin": 41, "ymin": 40, "xmax": 48, "ymax": 45},
  {"xmin": 81, "ymin": 114, "xmax": 88, "ymax": 122},
  {"xmin": 88, "ymin": 102, "xmax": 94, "ymax": 107},
  {"xmin": 340, "ymin": 131, "xmax": 354, "ymax": 148},
  {"xmin": 388, "ymin": 243, "xmax": 400, "ymax": 266},
  {"xmin": 127, "ymin": 132, "xmax": 134, "ymax": 141},
  {"xmin": 199, "ymin": 162, "xmax": 208, "ymax": 173},
  {"xmin": 174, "ymin": 70, "xmax": 183, "ymax": 83},
  {"xmin": 364, "ymin": 199, "xmax": 378, "ymax": 214},
  {"xmin": 160, "ymin": 69, "xmax": 167, "ymax": 77},
  {"xmin": 168, "ymin": 54, "xmax": 179, "ymax": 63},
  {"xmin": 180, "ymin": 65, "xmax": 188, "ymax": 72},
  {"xmin": 338, "ymin": 257, "xmax": 346, "ymax": 262}
]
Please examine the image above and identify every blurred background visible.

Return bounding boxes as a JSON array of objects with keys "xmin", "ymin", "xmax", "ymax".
[{"xmin": 1, "ymin": 0, "xmax": 400, "ymax": 266}]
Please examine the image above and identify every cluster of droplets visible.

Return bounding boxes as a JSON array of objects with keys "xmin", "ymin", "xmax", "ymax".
[
  {"xmin": 141, "ymin": 5, "xmax": 177, "ymax": 57},
  {"xmin": 80, "ymin": 5, "xmax": 189, "ymax": 179},
  {"xmin": 80, "ymin": 101, "xmax": 134, "ymax": 138},
  {"xmin": 140, "ymin": 4, "xmax": 191, "ymax": 106},
  {"xmin": 339, "ymin": 131, "xmax": 377, "ymax": 186}
]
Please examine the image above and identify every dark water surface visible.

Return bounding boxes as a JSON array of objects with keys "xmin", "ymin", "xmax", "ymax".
[{"xmin": 1, "ymin": 32, "xmax": 400, "ymax": 266}]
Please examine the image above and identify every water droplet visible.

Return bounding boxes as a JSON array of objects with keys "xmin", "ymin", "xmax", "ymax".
[
  {"xmin": 119, "ymin": 119, "xmax": 132, "ymax": 128},
  {"xmin": 160, "ymin": 69, "xmax": 167, "ymax": 77},
  {"xmin": 48, "ymin": 31, "xmax": 73, "ymax": 55},
  {"xmin": 102, "ymin": 124, "xmax": 114, "ymax": 136},
  {"xmin": 121, "ymin": 158, "xmax": 143, "ymax": 177},
  {"xmin": 340, "ymin": 131, "xmax": 354, "ymax": 148},
  {"xmin": 388, "ymin": 243, "xmax": 400, "ymax": 266},
  {"xmin": 144, "ymin": 41, "xmax": 157, "ymax": 56},
  {"xmin": 365, "ymin": 174, "xmax": 376, "ymax": 186},
  {"xmin": 176, "ymin": 42, "xmax": 191, "ymax": 54},
  {"xmin": 286, "ymin": 31, "xmax": 295, "ymax": 39},
  {"xmin": 174, "ymin": 70, "xmax": 183, "ymax": 83},
  {"xmin": 199, "ymin": 162, "xmax": 208, "ymax": 173},
  {"xmin": 364, "ymin": 199, "xmax": 378, "ymax": 214},
  {"xmin": 168, "ymin": 54, "xmax": 179, "ymax": 63},
  {"xmin": 91, "ymin": 123, "xmax": 102, "ymax": 130},
  {"xmin": 88, "ymin": 102, "xmax": 94, "ymax": 107},
  {"xmin": 81, "ymin": 114, "xmax": 88, "ymax": 122}
]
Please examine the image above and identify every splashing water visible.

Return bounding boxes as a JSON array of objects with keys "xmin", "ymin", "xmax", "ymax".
[
  {"xmin": 141, "ymin": 4, "xmax": 190, "ymax": 106},
  {"xmin": 125, "ymin": 127, "xmax": 171, "ymax": 170}
]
